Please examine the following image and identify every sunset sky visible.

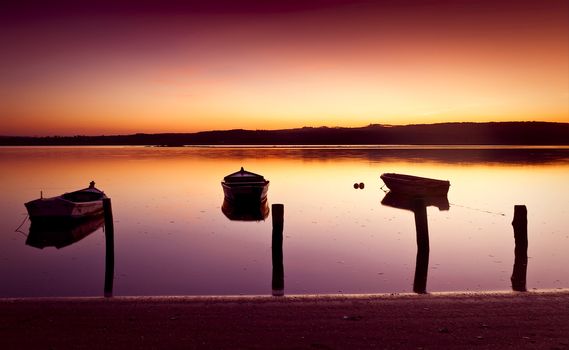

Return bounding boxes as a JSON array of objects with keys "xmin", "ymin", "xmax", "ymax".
[{"xmin": 1, "ymin": 0, "xmax": 568, "ymax": 136}]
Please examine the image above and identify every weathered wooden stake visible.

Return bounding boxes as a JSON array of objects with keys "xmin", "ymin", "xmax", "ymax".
[
  {"xmin": 103, "ymin": 198, "xmax": 115, "ymax": 298},
  {"xmin": 271, "ymin": 204, "xmax": 284, "ymax": 296},
  {"xmin": 511, "ymin": 205, "xmax": 528, "ymax": 292},
  {"xmin": 412, "ymin": 199, "xmax": 430, "ymax": 294}
]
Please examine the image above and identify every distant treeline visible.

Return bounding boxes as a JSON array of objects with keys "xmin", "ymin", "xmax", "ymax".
[{"xmin": 1, "ymin": 122, "xmax": 568, "ymax": 146}]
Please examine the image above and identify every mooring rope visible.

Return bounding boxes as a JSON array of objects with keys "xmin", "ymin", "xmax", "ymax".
[
  {"xmin": 378, "ymin": 185, "xmax": 505, "ymax": 216},
  {"xmin": 14, "ymin": 214, "xmax": 29, "ymax": 236},
  {"xmin": 449, "ymin": 202, "xmax": 506, "ymax": 216}
]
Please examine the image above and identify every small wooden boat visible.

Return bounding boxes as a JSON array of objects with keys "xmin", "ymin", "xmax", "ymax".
[
  {"xmin": 221, "ymin": 167, "xmax": 269, "ymax": 203},
  {"xmin": 380, "ymin": 173, "xmax": 450, "ymax": 196},
  {"xmin": 25, "ymin": 181, "xmax": 107, "ymax": 220}
]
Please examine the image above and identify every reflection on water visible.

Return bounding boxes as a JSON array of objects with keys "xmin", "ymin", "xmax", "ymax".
[
  {"xmin": 222, "ymin": 199, "xmax": 270, "ymax": 221},
  {"xmin": 103, "ymin": 198, "xmax": 115, "ymax": 298},
  {"xmin": 144, "ymin": 146, "xmax": 569, "ymax": 165},
  {"xmin": 381, "ymin": 192, "xmax": 450, "ymax": 294},
  {"xmin": 0, "ymin": 146, "xmax": 568, "ymax": 297},
  {"xmin": 511, "ymin": 205, "xmax": 528, "ymax": 292},
  {"xmin": 413, "ymin": 202, "xmax": 430, "ymax": 294},
  {"xmin": 21, "ymin": 210, "xmax": 115, "ymax": 297},
  {"xmin": 271, "ymin": 204, "xmax": 285, "ymax": 296},
  {"xmin": 381, "ymin": 192, "xmax": 450, "ymax": 212},
  {"xmin": 26, "ymin": 215, "xmax": 104, "ymax": 249}
]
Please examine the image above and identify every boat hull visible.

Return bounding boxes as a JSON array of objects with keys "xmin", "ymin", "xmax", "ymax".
[
  {"xmin": 25, "ymin": 197, "xmax": 104, "ymax": 220},
  {"xmin": 380, "ymin": 173, "xmax": 450, "ymax": 196},
  {"xmin": 221, "ymin": 181, "xmax": 269, "ymax": 204}
]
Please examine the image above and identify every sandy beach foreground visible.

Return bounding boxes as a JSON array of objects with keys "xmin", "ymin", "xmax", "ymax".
[{"xmin": 1, "ymin": 290, "xmax": 568, "ymax": 349}]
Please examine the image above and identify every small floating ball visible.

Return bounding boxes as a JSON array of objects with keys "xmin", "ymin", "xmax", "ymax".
[
  {"xmin": 353, "ymin": 183, "xmax": 359, "ymax": 189},
  {"xmin": 359, "ymin": 182, "xmax": 365, "ymax": 189}
]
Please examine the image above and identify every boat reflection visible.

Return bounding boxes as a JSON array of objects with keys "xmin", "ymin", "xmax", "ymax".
[
  {"xmin": 26, "ymin": 214, "xmax": 104, "ymax": 249},
  {"xmin": 381, "ymin": 191, "xmax": 449, "ymax": 294},
  {"xmin": 23, "ymin": 204, "xmax": 114, "ymax": 298},
  {"xmin": 221, "ymin": 198, "xmax": 270, "ymax": 221},
  {"xmin": 381, "ymin": 191, "xmax": 450, "ymax": 212}
]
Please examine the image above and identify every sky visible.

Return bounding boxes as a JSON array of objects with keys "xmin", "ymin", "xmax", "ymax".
[{"xmin": 1, "ymin": 0, "xmax": 568, "ymax": 136}]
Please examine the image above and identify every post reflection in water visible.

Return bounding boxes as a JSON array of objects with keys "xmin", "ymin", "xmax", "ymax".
[
  {"xmin": 103, "ymin": 198, "xmax": 115, "ymax": 298},
  {"xmin": 2, "ymin": 146, "xmax": 567, "ymax": 297},
  {"xmin": 271, "ymin": 204, "xmax": 285, "ymax": 296},
  {"xmin": 412, "ymin": 201, "xmax": 430, "ymax": 294},
  {"xmin": 23, "ymin": 207, "xmax": 115, "ymax": 298},
  {"xmin": 220, "ymin": 199, "xmax": 284, "ymax": 296},
  {"xmin": 511, "ymin": 205, "xmax": 528, "ymax": 292},
  {"xmin": 381, "ymin": 192, "xmax": 450, "ymax": 294}
]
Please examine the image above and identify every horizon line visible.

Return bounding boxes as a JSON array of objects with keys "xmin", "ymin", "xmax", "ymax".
[{"xmin": 2, "ymin": 120, "xmax": 567, "ymax": 138}]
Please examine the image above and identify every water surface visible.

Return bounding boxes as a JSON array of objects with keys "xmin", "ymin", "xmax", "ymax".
[{"xmin": 1, "ymin": 146, "xmax": 568, "ymax": 297}]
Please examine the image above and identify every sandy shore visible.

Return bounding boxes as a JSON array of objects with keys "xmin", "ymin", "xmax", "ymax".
[{"xmin": 1, "ymin": 290, "xmax": 569, "ymax": 349}]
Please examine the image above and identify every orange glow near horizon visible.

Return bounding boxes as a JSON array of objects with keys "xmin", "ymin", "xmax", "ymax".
[{"xmin": 1, "ymin": 1, "xmax": 568, "ymax": 136}]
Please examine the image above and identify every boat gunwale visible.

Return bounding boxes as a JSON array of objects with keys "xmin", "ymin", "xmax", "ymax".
[
  {"xmin": 380, "ymin": 172, "xmax": 450, "ymax": 196},
  {"xmin": 221, "ymin": 180, "xmax": 270, "ymax": 187},
  {"xmin": 380, "ymin": 173, "xmax": 449, "ymax": 185},
  {"xmin": 223, "ymin": 167, "xmax": 266, "ymax": 183},
  {"xmin": 24, "ymin": 183, "xmax": 107, "ymax": 219}
]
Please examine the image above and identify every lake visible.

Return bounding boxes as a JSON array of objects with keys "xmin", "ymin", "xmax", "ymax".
[{"xmin": 1, "ymin": 146, "xmax": 568, "ymax": 297}]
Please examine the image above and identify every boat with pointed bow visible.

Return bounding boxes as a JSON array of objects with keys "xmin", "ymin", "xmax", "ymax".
[
  {"xmin": 25, "ymin": 181, "xmax": 107, "ymax": 220},
  {"xmin": 221, "ymin": 167, "xmax": 269, "ymax": 203},
  {"xmin": 380, "ymin": 173, "xmax": 450, "ymax": 196}
]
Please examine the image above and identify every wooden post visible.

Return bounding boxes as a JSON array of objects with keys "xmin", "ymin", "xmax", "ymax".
[
  {"xmin": 412, "ymin": 199, "xmax": 429, "ymax": 294},
  {"xmin": 103, "ymin": 198, "xmax": 115, "ymax": 298},
  {"xmin": 271, "ymin": 204, "xmax": 284, "ymax": 296},
  {"xmin": 511, "ymin": 205, "xmax": 528, "ymax": 292}
]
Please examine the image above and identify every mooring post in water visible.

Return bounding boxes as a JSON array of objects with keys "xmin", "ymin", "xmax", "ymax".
[
  {"xmin": 103, "ymin": 198, "xmax": 115, "ymax": 298},
  {"xmin": 511, "ymin": 205, "xmax": 528, "ymax": 292},
  {"xmin": 271, "ymin": 204, "xmax": 284, "ymax": 296},
  {"xmin": 412, "ymin": 199, "xmax": 430, "ymax": 294}
]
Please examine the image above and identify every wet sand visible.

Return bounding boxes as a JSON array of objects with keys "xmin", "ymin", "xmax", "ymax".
[{"xmin": 1, "ymin": 290, "xmax": 568, "ymax": 349}]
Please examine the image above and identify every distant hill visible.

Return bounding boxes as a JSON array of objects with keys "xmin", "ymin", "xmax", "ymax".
[{"xmin": 1, "ymin": 122, "xmax": 568, "ymax": 146}]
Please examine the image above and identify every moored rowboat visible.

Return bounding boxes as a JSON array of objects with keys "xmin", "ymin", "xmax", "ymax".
[
  {"xmin": 380, "ymin": 173, "xmax": 450, "ymax": 196},
  {"xmin": 25, "ymin": 181, "xmax": 107, "ymax": 220},
  {"xmin": 221, "ymin": 167, "xmax": 269, "ymax": 203}
]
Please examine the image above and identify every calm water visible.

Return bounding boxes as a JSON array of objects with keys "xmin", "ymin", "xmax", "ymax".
[{"xmin": 1, "ymin": 146, "xmax": 568, "ymax": 297}]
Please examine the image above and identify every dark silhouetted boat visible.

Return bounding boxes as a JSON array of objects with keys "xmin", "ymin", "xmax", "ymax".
[
  {"xmin": 380, "ymin": 173, "xmax": 450, "ymax": 196},
  {"xmin": 26, "ymin": 214, "xmax": 104, "ymax": 249},
  {"xmin": 221, "ymin": 198, "xmax": 270, "ymax": 221},
  {"xmin": 221, "ymin": 167, "xmax": 269, "ymax": 203},
  {"xmin": 25, "ymin": 181, "xmax": 107, "ymax": 220}
]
